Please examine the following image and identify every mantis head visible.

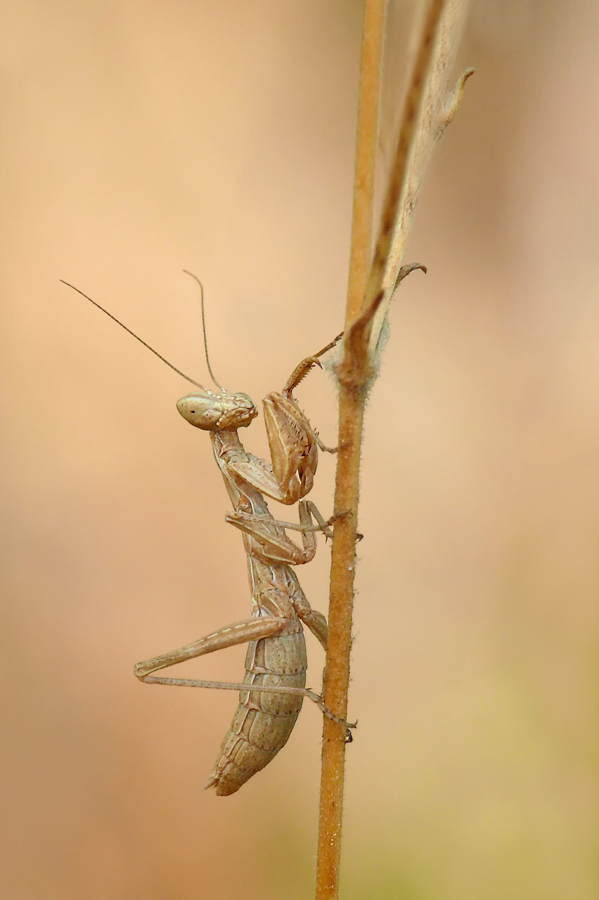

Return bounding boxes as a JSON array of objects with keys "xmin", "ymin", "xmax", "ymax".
[{"xmin": 177, "ymin": 388, "xmax": 258, "ymax": 431}]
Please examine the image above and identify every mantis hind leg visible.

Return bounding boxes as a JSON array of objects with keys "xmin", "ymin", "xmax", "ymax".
[{"xmin": 134, "ymin": 614, "xmax": 354, "ymax": 729}]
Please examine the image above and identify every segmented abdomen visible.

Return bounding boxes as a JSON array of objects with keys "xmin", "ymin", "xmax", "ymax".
[{"xmin": 204, "ymin": 620, "xmax": 307, "ymax": 796}]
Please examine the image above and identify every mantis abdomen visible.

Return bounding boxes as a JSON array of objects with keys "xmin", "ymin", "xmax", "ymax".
[{"xmin": 205, "ymin": 620, "xmax": 307, "ymax": 795}]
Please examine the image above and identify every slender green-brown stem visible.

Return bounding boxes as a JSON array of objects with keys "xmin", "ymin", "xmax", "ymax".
[{"xmin": 314, "ymin": 2, "xmax": 385, "ymax": 897}]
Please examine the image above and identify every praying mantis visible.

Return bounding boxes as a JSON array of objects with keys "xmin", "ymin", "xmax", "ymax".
[{"xmin": 62, "ymin": 276, "xmax": 349, "ymax": 795}]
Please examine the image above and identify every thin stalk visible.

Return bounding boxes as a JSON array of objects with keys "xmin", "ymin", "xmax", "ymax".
[
  {"xmin": 314, "ymin": 0, "xmax": 472, "ymax": 896},
  {"xmin": 314, "ymin": 2, "xmax": 385, "ymax": 897}
]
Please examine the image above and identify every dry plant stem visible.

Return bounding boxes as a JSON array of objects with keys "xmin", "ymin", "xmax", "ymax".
[
  {"xmin": 316, "ymin": 0, "xmax": 471, "ymax": 896},
  {"xmin": 315, "ymin": 1, "xmax": 385, "ymax": 898}
]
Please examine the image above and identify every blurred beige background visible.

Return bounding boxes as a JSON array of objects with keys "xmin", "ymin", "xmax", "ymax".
[{"xmin": 1, "ymin": 2, "xmax": 597, "ymax": 898}]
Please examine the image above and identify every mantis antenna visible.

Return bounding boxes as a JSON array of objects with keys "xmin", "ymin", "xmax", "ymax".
[
  {"xmin": 60, "ymin": 279, "xmax": 207, "ymax": 390},
  {"xmin": 182, "ymin": 270, "xmax": 225, "ymax": 392}
]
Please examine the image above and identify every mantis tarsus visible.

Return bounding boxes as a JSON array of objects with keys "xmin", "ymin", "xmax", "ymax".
[{"xmin": 62, "ymin": 276, "xmax": 350, "ymax": 795}]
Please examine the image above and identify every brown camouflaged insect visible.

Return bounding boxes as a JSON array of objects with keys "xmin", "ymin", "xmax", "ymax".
[{"xmin": 62, "ymin": 276, "xmax": 349, "ymax": 795}]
